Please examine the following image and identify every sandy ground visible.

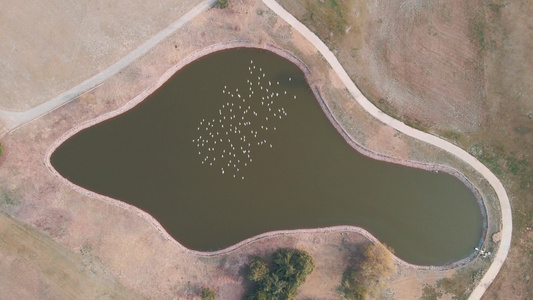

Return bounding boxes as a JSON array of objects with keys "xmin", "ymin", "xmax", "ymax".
[{"xmin": 0, "ymin": 0, "xmax": 504, "ymax": 299}]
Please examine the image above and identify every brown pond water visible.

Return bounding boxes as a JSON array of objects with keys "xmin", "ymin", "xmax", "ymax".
[{"xmin": 51, "ymin": 48, "xmax": 483, "ymax": 265}]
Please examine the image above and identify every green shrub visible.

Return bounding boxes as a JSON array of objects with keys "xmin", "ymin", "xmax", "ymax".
[
  {"xmin": 245, "ymin": 248, "xmax": 315, "ymax": 300},
  {"xmin": 217, "ymin": 0, "xmax": 228, "ymax": 8},
  {"xmin": 248, "ymin": 256, "xmax": 269, "ymax": 282},
  {"xmin": 340, "ymin": 243, "xmax": 396, "ymax": 299},
  {"xmin": 201, "ymin": 288, "xmax": 216, "ymax": 300}
]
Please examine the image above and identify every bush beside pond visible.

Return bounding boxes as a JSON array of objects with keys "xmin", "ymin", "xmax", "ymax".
[{"xmin": 246, "ymin": 248, "xmax": 315, "ymax": 300}]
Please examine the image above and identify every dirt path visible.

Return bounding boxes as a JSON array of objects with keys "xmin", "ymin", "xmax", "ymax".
[
  {"xmin": 261, "ymin": 0, "xmax": 512, "ymax": 299},
  {"xmin": 0, "ymin": 0, "xmax": 216, "ymax": 134}
]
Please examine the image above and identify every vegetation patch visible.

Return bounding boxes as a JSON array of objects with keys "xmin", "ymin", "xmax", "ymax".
[
  {"xmin": 420, "ymin": 284, "xmax": 443, "ymax": 300},
  {"xmin": 376, "ymin": 97, "xmax": 400, "ymax": 118},
  {"xmin": 299, "ymin": 0, "xmax": 349, "ymax": 43},
  {"xmin": 469, "ymin": 143, "xmax": 532, "ymax": 188},
  {"xmin": 201, "ymin": 288, "xmax": 216, "ymax": 300},
  {"xmin": 443, "ymin": 130, "xmax": 462, "ymax": 144},
  {"xmin": 467, "ymin": 10, "xmax": 487, "ymax": 51},
  {"xmin": 245, "ymin": 248, "xmax": 315, "ymax": 300},
  {"xmin": 420, "ymin": 267, "xmax": 486, "ymax": 300},
  {"xmin": 216, "ymin": 0, "xmax": 228, "ymax": 9},
  {"xmin": 0, "ymin": 188, "xmax": 18, "ymax": 209},
  {"xmin": 339, "ymin": 243, "xmax": 396, "ymax": 299}
]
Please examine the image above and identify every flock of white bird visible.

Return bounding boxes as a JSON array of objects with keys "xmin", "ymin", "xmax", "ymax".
[{"xmin": 192, "ymin": 60, "xmax": 295, "ymax": 180}]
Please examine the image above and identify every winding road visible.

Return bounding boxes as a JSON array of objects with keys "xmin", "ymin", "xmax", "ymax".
[
  {"xmin": 0, "ymin": 1, "xmax": 511, "ymax": 299},
  {"xmin": 260, "ymin": 1, "xmax": 511, "ymax": 299}
]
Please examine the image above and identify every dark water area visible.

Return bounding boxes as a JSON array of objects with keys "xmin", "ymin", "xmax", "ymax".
[{"xmin": 51, "ymin": 48, "xmax": 483, "ymax": 265}]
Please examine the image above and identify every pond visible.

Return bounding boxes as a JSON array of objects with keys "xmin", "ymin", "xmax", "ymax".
[{"xmin": 51, "ymin": 48, "xmax": 483, "ymax": 265}]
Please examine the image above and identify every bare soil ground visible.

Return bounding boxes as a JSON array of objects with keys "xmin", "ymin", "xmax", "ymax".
[
  {"xmin": 0, "ymin": 0, "xmax": 507, "ymax": 299},
  {"xmin": 278, "ymin": 0, "xmax": 532, "ymax": 298}
]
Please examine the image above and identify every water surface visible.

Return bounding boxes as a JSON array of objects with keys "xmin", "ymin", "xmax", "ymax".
[{"xmin": 51, "ymin": 48, "xmax": 483, "ymax": 265}]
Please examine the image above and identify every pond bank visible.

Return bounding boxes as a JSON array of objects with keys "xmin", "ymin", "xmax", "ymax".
[{"xmin": 46, "ymin": 41, "xmax": 486, "ymax": 270}]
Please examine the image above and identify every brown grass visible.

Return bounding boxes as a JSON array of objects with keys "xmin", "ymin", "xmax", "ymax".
[
  {"xmin": 278, "ymin": 0, "xmax": 533, "ymax": 298},
  {"xmin": 0, "ymin": 0, "xmax": 516, "ymax": 298},
  {"xmin": 0, "ymin": 212, "xmax": 143, "ymax": 299},
  {"xmin": 0, "ymin": 0, "xmax": 205, "ymax": 111}
]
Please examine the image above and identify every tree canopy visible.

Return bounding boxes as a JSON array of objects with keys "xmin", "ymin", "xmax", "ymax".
[
  {"xmin": 201, "ymin": 288, "xmax": 216, "ymax": 300},
  {"xmin": 340, "ymin": 243, "xmax": 397, "ymax": 299},
  {"xmin": 217, "ymin": 0, "xmax": 228, "ymax": 9},
  {"xmin": 246, "ymin": 248, "xmax": 315, "ymax": 300}
]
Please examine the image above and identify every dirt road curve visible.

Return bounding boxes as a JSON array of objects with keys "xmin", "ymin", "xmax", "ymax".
[
  {"xmin": 260, "ymin": 0, "xmax": 512, "ymax": 299},
  {"xmin": 0, "ymin": 0, "xmax": 217, "ymax": 133}
]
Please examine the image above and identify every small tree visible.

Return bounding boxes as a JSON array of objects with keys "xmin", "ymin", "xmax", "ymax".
[
  {"xmin": 245, "ymin": 249, "xmax": 315, "ymax": 300},
  {"xmin": 273, "ymin": 249, "xmax": 315, "ymax": 286},
  {"xmin": 217, "ymin": 0, "xmax": 228, "ymax": 8},
  {"xmin": 201, "ymin": 288, "xmax": 216, "ymax": 300},
  {"xmin": 247, "ymin": 256, "xmax": 269, "ymax": 282},
  {"xmin": 0, "ymin": 142, "xmax": 3, "ymax": 156},
  {"xmin": 341, "ymin": 243, "xmax": 396, "ymax": 299}
]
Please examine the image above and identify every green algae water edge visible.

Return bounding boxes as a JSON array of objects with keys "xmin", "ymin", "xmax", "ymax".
[{"xmin": 51, "ymin": 48, "xmax": 483, "ymax": 265}]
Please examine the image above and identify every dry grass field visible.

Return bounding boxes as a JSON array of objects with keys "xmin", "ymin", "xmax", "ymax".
[
  {"xmin": 0, "ymin": 212, "xmax": 144, "ymax": 299},
  {"xmin": 277, "ymin": 0, "xmax": 532, "ymax": 298},
  {"xmin": 0, "ymin": 0, "xmax": 528, "ymax": 299},
  {"xmin": 0, "ymin": 0, "xmax": 204, "ymax": 111}
]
